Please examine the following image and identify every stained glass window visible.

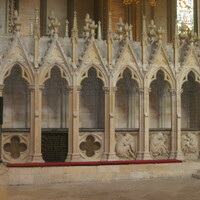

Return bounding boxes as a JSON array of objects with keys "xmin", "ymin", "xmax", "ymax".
[{"xmin": 177, "ymin": 0, "xmax": 194, "ymax": 32}]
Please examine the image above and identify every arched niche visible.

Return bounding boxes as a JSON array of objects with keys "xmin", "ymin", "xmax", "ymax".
[
  {"xmin": 115, "ymin": 68, "xmax": 139, "ymax": 129},
  {"xmin": 181, "ymin": 72, "xmax": 200, "ymax": 129},
  {"xmin": 149, "ymin": 70, "xmax": 171, "ymax": 129},
  {"xmin": 80, "ymin": 67, "xmax": 104, "ymax": 129},
  {"xmin": 42, "ymin": 66, "xmax": 68, "ymax": 163},
  {"xmin": 3, "ymin": 65, "xmax": 30, "ymax": 129},
  {"xmin": 42, "ymin": 67, "xmax": 68, "ymax": 129}
]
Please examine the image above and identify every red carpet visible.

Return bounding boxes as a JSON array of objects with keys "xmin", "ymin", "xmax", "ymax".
[{"xmin": 6, "ymin": 159, "xmax": 182, "ymax": 167}]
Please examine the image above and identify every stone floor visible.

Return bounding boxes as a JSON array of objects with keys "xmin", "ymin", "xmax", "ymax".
[{"xmin": 0, "ymin": 177, "xmax": 199, "ymax": 200}]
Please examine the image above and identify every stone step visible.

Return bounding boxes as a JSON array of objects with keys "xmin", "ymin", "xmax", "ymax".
[{"xmin": 192, "ymin": 173, "xmax": 200, "ymax": 179}]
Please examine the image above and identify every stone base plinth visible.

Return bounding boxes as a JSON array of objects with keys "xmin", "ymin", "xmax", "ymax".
[{"xmin": 1, "ymin": 161, "xmax": 200, "ymax": 186}]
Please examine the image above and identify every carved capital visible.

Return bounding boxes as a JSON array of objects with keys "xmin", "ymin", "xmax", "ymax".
[
  {"xmin": 169, "ymin": 89, "xmax": 176, "ymax": 96},
  {"xmin": 28, "ymin": 84, "xmax": 35, "ymax": 91},
  {"xmin": 28, "ymin": 84, "xmax": 45, "ymax": 91},
  {"xmin": 137, "ymin": 88, "xmax": 144, "ymax": 94},
  {"xmin": 143, "ymin": 87, "xmax": 151, "ymax": 93},
  {"xmin": 67, "ymin": 85, "xmax": 73, "ymax": 93},
  {"xmin": 103, "ymin": 87, "xmax": 117, "ymax": 93},
  {"xmin": 76, "ymin": 86, "xmax": 82, "ymax": 92},
  {"xmin": 111, "ymin": 87, "xmax": 118, "ymax": 92},
  {"xmin": 39, "ymin": 85, "xmax": 45, "ymax": 90},
  {"xmin": 103, "ymin": 87, "xmax": 109, "ymax": 94},
  {"xmin": 0, "ymin": 84, "xmax": 5, "ymax": 91},
  {"xmin": 177, "ymin": 89, "xmax": 183, "ymax": 94}
]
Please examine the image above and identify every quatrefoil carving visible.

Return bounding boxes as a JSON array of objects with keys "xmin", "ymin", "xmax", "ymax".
[
  {"xmin": 4, "ymin": 136, "xmax": 27, "ymax": 159},
  {"xmin": 79, "ymin": 135, "xmax": 101, "ymax": 157}
]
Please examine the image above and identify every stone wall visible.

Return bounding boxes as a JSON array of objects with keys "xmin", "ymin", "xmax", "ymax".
[{"xmin": 19, "ymin": 0, "xmax": 40, "ymax": 35}]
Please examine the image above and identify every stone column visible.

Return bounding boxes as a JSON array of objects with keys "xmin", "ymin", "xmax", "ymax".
[
  {"xmin": 143, "ymin": 87, "xmax": 152, "ymax": 160},
  {"xmin": 65, "ymin": 86, "xmax": 73, "ymax": 162},
  {"xmin": 175, "ymin": 89, "xmax": 184, "ymax": 160},
  {"xmin": 70, "ymin": 86, "xmax": 82, "ymax": 162},
  {"xmin": 0, "ymin": 84, "xmax": 4, "ymax": 161},
  {"xmin": 102, "ymin": 87, "xmax": 109, "ymax": 161},
  {"xmin": 108, "ymin": 87, "xmax": 118, "ymax": 161},
  {"xmin": 169, "ymin": 89, "xmax": 176, "ymax": 159},
  {"xmin": 28, "ymin": 84, "xmax": 44, "ymax": 163},
  {"xmin": 136, "ymin": 88, "xmax": 144, "ymax": 160},
  {"xmin": 102, "ymin": 87, "xmax": 118, "ymax": 161}
]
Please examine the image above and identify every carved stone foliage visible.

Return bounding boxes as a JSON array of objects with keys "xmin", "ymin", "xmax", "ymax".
[
  {"xmin": 115, "ymin": 133, "xmax": 136, "ymax": 160},
  {"xmin": 150, "ymin": 132, "xmax": 169, "ymax": 159},
  {"xmin": 181, "ymin": 132, "xmax": 198, "ymax": 159},
  {"xmin": 79, "ymin": 132, "xmax": 103, "ymax": 160},
  {"xmin": 2, "ymin": 133, "xmax": 29, "ymax": 163}
]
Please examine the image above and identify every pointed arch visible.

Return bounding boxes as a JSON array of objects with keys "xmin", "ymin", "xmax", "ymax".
[
  {"xmin": 39, "ymin": 63, "xmax": 72, "ymax": 85},
  {"xmin": 78, "ymin": 64, "xmax": 108, "ymax": 87},
  {"xmin": 114, "ymin": 66, "xmax": 143, "ymax": 88},
  {"xmin": 180, "ymin": 68, "xmax": 200, "ymax": 87},
  {"xmin": 148, "ymin": 67, "xmax": 175, "ymax": 89},
  {"xmin": 3, "ymin": 65, "xmax": 31, "ymax": 129},
  {"xmin": 0, "ymin": 61, "xmax": 34, "ymax": 84}
]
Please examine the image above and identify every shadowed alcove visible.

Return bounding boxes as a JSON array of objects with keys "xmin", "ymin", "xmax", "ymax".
[
  {"xmin": 149, "ymin": 71, "xmax": 171, "ymax": 129},
  {"xmin": 79, "ymin": 68, "xmax": 105, "ymax": 129},
  {"xmin": 42, "ymin": 67, "xmax": 68, "ymax": 162},
  {"xmin": 3, "ymin": 65, "xmax": 30, "ymax": 129},
  {"xmin": 181, "ymin": 72, "xmax": 200, "ymax": 129},
  {"xmin": 115, "ymin": 69, "xmax": 139, "ymax": 129}
]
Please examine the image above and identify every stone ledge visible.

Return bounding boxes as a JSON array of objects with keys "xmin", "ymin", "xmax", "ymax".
[{"xmin": 1, "ymin": 161, "xmax": 200, "ymax": 186}]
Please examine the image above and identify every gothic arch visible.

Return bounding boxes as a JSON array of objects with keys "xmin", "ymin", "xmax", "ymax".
[
  {"xmin": 39, "ymin": 63, "xmax": 72, "ymax": 85},
  {"xmin": 180, "ymin": 69, "xmax": 200, "ymax": 87},
  {"xmin": 78, "ymin": 64, "xmax": 108, "ymax": 86},
  {"xmin": 0, "ymin": 61, "xmax": 34, "ymax": 84},
  {"xmin": 114, "ymin": 66, "xmax": 143, "ymax": 88},
  {"xmin": 148, "ymin": 67, "xmax": 175, "ymax": 89}
]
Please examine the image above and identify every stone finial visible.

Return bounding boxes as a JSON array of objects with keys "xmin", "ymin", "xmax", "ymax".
[
  {"xmin": 34, "ymin": 8, "xmax": 40, "ymax": 39},
  {"xmin": 142, "ymin": 16, "xmax": 147, "ymax": 67},
  {"xmin": 142, "ymin": 16, "xmax": 147, "ymax": 40},
  {"xmin": 193, "ymin": 32, "xmax": 199, "ymax": 47},
  {"xmin": 189, "ymin": 30, "xmax": 195, "ymax": 46},
  {"xmin": 117, "ymin": 18, "xmax": 124, "ymax": 41},
  {"xmin": 179, "ymin": 22, "xmax": 188, "ymax": 44},
  {"xmin": 157, "ymin": 27, "xmax": 164, "ymax": 42},
  {"xmin": 48, "ymin": 11, "xmax": 56, "ymax": 37},
  {"xmin": 148, "ymin": 20, "xmax": 157, "ymax": 43},
  {"xmin": 97, "ymin": 21, "xmax": 102, "ymax": 40},
  {"xmin": 129, "ymin": 24, "xmax": 133, "ymax": 41},
  {"xmin": 29, "ymin": 17, "xmax": 34, "ymax": 36},
  {"xmin": 65, "ymin": 20, "xmax": 69, "ymax": 38},
  {"xmin": 71, "ymin": 11, "xmax": 78, "ymax": 39},
  {"xmin": 124, "ymin": 23, "xmax": 130, "ymax": 41},
  {"xmin": 48, "ymin": 11, "xmax": 60, "ymax": 39},
  {"xmin": 89, "ymin": 21, "xmax": 97, "ymax": 40},
  {"xmin": 53, "ymin": 18, "xmax": 60, "ymax": 38},
  {"xmin": 174, "ymin": 22, "xmax": 180, "ymax": 48},
  {"xmin": 107, "ymin": 12, "xmax": 113, "ymax": 68},
  {"xmin": 13, "ymin": 10, "xmax": 22, "ymax": 36},
  {"xmin": 107, "ymin": 12, "xmax": 113, "ymax": 39},
  {"xmin": 83, "ymin": 14, "xmax": 92, "ymax": 39}
]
